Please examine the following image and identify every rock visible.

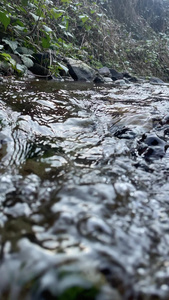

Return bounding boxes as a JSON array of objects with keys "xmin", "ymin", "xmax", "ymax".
[
  {"xmin": 114, "ymin": 79, "xmax": 126, "ymax": 85},
  {"xmin": 162, "ymin": 115, "xmax": 169, "ymax": 125},
  {"xmin": 109, "ymin": 69, "xmax": 123, "ymax": 81},
  {"xmin": 114, "ymin": 127, "xmax": 136, "ymax": 139},
  {"xmin": 149, "ymin": 77, "xmax": 164, "ymax": 84},
  {"xmin": 93, "ymin": 74, "xmax": 105, "ymax": 83},
  {"xmin": 0, "ymin": 133, "xmax": 11, "ymax": 144},
  {"xmin": 0, "ymin": 77, "xmax": 3, "ymax": 82},
  {"xmin": 64, "ymin": 57, "xmax": 96, "ymax": 82},
  {"xmin": 137, "ymin": 133, "xmax": 167, "ymax": 161},
  {"xmin": 32, "ymin": 52, "xmax": 52, "ymax": 68},
  {"xmin": 122, "ymin": 72, "xmax": 138, "ymax": 82},
  {"xmin": 26, "ymin": 70, "xmax": 36, "ymax": 79},
  {"xmin": 29, "ymin": 63, "xmax": 51, "ymax": 78},
  {"xmin": 98, "ymin": 66, "xmax": 111, "ymax": 77},
  {"xmin": 103, "ymin": 77, "xmax": 113, "ymax": 83}
]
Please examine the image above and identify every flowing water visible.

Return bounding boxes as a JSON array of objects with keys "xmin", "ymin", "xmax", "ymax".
[{"xmin": 0, "ymin": 78, "xmax": 169, "ymax": 300}]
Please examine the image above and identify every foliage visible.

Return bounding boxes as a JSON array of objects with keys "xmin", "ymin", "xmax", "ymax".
[{"xmin": 0, "ymin": 0, "xmax": 169, "ymax": 79}]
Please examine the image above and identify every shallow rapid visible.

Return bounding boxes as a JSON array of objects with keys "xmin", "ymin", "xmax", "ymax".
[{"xmin": 0, "ymin": 78, "xmax": 169, "ymax": 300}]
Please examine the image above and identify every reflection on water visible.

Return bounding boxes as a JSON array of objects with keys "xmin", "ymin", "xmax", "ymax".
[{"xmin": 0, "ymin": 78, "xmax": 169, "ymax": 299}]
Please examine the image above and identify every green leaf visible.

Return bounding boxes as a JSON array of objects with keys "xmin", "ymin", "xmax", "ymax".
[
  {"xmin": 51, "ymin": 9, "xmax": 64, "ymax": 19},
  {"xmin": 21, "ymin": 55, "xmax": 34, "ymax": 68},
  {"xmin": 16, "ymin": 47, "xmax": 33, "ymax": 55},
  {"xmin": 0, "ymin": 11, "xmax": 10, "ymax": 30},
  {"xmin": 59, "ymin": 24, "xmax": 66, "ymax": 29},
  {"xmin": 0, "ymin": 52, "xmax": 12, "ymax": 61},
  {"xmin": 30, "ymin": 12, "xmax": 40, "ymax": 21},
  {"xmin": 14, "ymin": 25, "xmax": 26, "ymax": 31},
  {"xmin": 2, "ymin": 39, "xmax": 18, "ymax": 52},
  {"xmin": 65, "ymin": 32, "xmax": 74, "ymax": 38},
  {"xmin": 42, "ymin": 25, "xmax": 52, "ymax": 32},
  {"xmin": 0, "ymin": 45, "xmax": 4, "ymax": 50},
  {"xmin": 9, "ymin": 58, "xmax": 16, "ymax": 67},
  {"xmin": 42, "ymin": 37, "xmax": 51, "ymax": 48},
  {"xmin": 57, "ymin": 62, "xmax": 68, "ymax": 73},
  {"xmin": 16, "ymin": 63, "xmax": 26, "ymax": 73},
  {"xmin": 61, "ymin": 0, "xmax": 72, "ymax": 3},
  {"xmin": 21, "ymin": 0, "xmax": 28, "ymax": 6},
  {"xmin": 79, "ymin": 15, "xmax": 89, "ymax": 23}
]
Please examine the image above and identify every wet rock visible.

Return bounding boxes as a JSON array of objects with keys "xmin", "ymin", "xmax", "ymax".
[
  {"xmin": 115, "ymin": 79, "xmax": 126, "ymax": 85},
  {"xmin": 64, "ymin": 57, "xmax": 96, "ymax": 82},
  {"xmin": 103, "ymin": 77, "xmax": 113, "ymax": 83},
  {"xmin": 27, "ymin": 69, "xmax": 36, "ymax": 79},
  {"xmin": 93, "ymin": 74, "xmax": 105, "ymax": 83},
  {"xmin": 137, "ymin": 133, "xmax": 168, "ymax": 160},
  {"xmin": 149, "ymin": 77, "xmax": 164, "ymax": 84},
  {"xmin": 109, "ymin": 69, "xmax": 123, "ymax": 81},
  {"xmin": 0, "ymin": 133, "xmax": 11, "ymax": 145},
  {"xmin": 99, "ymin": 67, "xmax": 111, "ymax": 77},
  {"xmin": 164, "ymin": 127, "xmax": 169, "ymax": 136},
  {"xmin": 122, "ymin": 72, "xmax": 138, "ymax": 82},
  {"xmin": 29, "ymin": 63, "xmax": 51, "ymax": 78},
  {"xmin": 161, "ymin": 115, "xmax": 169, "ymax": 125},
  {"xmin": 114, "ymin": 127, "xmax": 136, "ymax": 139}
]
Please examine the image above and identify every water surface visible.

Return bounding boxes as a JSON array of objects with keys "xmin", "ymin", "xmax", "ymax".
[{"xmin": 0, "ymin": 78, "xmax": 169, "ymax": 299}]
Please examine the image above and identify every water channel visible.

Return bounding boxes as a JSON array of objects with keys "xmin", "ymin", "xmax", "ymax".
[{"xmin": 0, "ymin": 78, "xmax": 169, "ymax": 299}]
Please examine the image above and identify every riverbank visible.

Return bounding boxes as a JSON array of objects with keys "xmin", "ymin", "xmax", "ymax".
[{"xmin": 0, "ymin": 1, "xmax": 169, "ymax": 82}]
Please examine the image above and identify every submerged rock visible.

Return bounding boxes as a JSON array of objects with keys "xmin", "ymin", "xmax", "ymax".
[
  {"xmin": 114, "ymin": 127, "xmax": 136, "ymax": 139},
  {"xmin": 137, "ymin": 133, "xmax": 168, "ymax": 161}
]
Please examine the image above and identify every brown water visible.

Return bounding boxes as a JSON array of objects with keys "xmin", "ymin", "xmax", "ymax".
[{"xmin": 0, "ymin": 78, "xmax": 169, "ymax": 300}]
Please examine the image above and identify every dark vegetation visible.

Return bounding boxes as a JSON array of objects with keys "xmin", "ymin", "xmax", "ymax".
[{"xmin": 0, "ymin": 0, "xmax": 169, "ymax": 79}]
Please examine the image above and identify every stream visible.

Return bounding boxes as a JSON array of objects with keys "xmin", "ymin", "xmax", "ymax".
[{"xmin": 0, "ymin": 78, "xmax": 169, "ymax": 300}]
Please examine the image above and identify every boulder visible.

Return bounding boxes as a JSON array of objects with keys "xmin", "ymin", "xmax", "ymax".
[
  {"xmin": 29, "ymin": 63, "xmax": 51, "ymax": 78},
  {"xmin": 149, "ymin": 77, "xmax": 164, "ymax": 84},
  {"xmin": 98, "ymin": 66, "xmax": 111, "ymax": 77},
  {"xmin": 32, "ymin": 52, "xmax": 52, "ymax": 68},
  {"xmin": 27, "ymin": 52, "xmax": 53, "ymax": 78},
  {"xmin": 122, "ymin": 72, "xmax": 138, "ymax": 82},
  {"xmin": 64, "ymin": 58, "xmax": 96, "ymax": 82},
  {"xmin": 109, "ymin": 69, "xmax": 123, "ymax": 81},
  {"xmin": 93, "ymin": 74, "xmax": 105, "ymax": 83}
]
